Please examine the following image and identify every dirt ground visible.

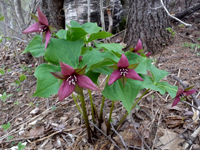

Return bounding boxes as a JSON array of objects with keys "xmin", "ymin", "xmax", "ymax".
[{"xmin": 1, "ymin": 14, "xmax": 200, "ymax": 150}]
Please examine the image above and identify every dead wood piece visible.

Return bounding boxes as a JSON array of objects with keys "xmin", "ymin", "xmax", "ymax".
[{"xmin": 175, "ymin": 3, "xmax": 200, "ymax": 19}]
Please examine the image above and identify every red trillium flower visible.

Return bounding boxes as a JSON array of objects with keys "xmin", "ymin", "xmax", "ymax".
[
  {"xmin": 108, "ymin": 53, "xmax": 143, "ymax": 85},
  {"xmin": 132, "ymin": 39, "xmax": 151, "ymax": 57},
  {"xmin": 172, "ymin": 87, "xmax": 196, "ymax": 107},
  {"xmin": 51, "ymin": 62, "xmax": 98, "ymax": 101},
  {"xmin": 22, "ymin": 7, "xmax": 54, "ymax": 49}
]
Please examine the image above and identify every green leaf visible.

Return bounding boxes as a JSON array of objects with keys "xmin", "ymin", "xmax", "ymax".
[
  {"xmin": 82, "ymin": 22, "xmax": 102, "ymax": 34},
  {"xmin": 33, "ymin": 64, "xmax": 61, "ymax": 98},
  {"xmin": 92, "ymin": 66, "xmax": 113, "ymax": 75},
  {"xmin": 149, "ymin": 65, "xmax": 168, "ymax": 83},
  {"xmin": 7, "ymin": 135, "xmax": 14, "ymax": 141},
  {"xmin": 70, "ymin": 20, "xmax": 82, "ymax": 27},
  {"xmin": 17, "ymin": 142, "xmax": 26, "ymax": 150},
  {"xmin": 102, "ymin": 79, "xmax": 143, "ymax": 113},
  {"xmin": 0, "ymin": 35, "xmax": 3, "ymax": 42},
  {"xmin": 95, "ymin": 43, "xmax": 123, "ymax": 53},
  {"xmin": 157, "ymin": 82, "xmax": 178, "ymax": 98},
  {"xmin": 0, "ymin": 15, "xmax": 4, "ymax": 21},
  {"xmin": 45, "ymin": 38, "xmax": 84, "ymax": 68},
  {"xmin": 79, "ymin": 50, "xmax": 119, "ymax": 72},
  {"xmin": 19, "ymin": 74, "xmax": 27, "ymax": 82},
  {"xmin": 56, "ymin": 29, "xmax": 67, "ymax": 39},
  {"xmin": 85, "ymin": 70, "xmax": 100, "ymax": 84},
  {"xmin": 23, "ymin": 35, "xmax": 45, "ymax": 57},
  {"xmin": 88, "ymin": 31, "xmax": 112, "ymax": 42},
  {"xmin": 1, "ymin": 122, "xmax": 11, "ymax": 131},
  {"xmin": 67, "ymin": 26, "xmax": 88, "ymax": 41},
  {"xmin": 0, "ymin": 68, "xmax": 5, "ymax": 75}
]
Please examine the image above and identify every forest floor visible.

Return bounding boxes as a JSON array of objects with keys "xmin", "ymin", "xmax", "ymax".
[{"xmin": 0, "ymin": 17, "xmax": 200, "ymax": 150}]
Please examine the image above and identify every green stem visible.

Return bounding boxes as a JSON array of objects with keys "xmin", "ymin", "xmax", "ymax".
[
  {"xmin": 80, "ymin": 92, "xmax": 92, "ymax": 143},
  {"xmin": 72, "ymin": 93, "xmax": 82, "ymax": 115},
  {"xmin": 107, "ymin": 101, "xmax": 114, "ymax": 135},
  {"xmin": 116, "ymin": 89, "xmax": 150, "ymax": 130},
  {"xmin": 88, "ymin": 89, "xmax": 95, "ymax": 123},
  {"xmin": 99, "ymin": 75, "xmax": 109, "ymax": 127}
]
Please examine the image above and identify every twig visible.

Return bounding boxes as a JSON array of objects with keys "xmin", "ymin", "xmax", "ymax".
[
  {"xmin": 100, "ymin": 0, "xmax": 105, "ymax": 31},
  {"xmin": 180, "ymin": 100, "xmax": 200, "ymax": 112},
  {"xmin": 110, "ymin": 123, "xmax": 128, "ymax": 150},
  {"xmin": 89, "ymin": 121, "xmax": 120, "ymax": 149},
  {"xmin": 160, "ymin": 0, "xmax": 192, "ymax": 26},
  {"xmin": 178, "ymin": 33, "xmax": 197, "ymax": 44},
  {"xmin": 183, "ymin": 126, "xmax": 200, "ymax": 149}
]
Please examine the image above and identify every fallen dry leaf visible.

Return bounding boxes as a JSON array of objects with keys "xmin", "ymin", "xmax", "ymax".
[
  {"xmin": 156, "ymin": 128, "xmax": 184, "ymax": 150},
  {"xmin": 164, "ymin": 116, "xmax": 184, "ymax": 128}
]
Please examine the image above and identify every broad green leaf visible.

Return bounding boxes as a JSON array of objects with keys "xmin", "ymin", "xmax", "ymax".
[
  {"xmin": 140, "ymin": 75, "xmax": 165, "ymax": 95},
  {"xmin": 149, "ymin": 65, "xmax": 168, "ymax": 83},
  {"xmin": 92, "ymin": 66, "xmax": 113, "ymax": 75},
  {"xmin": 102, "ymin": 79, "xmax": 142, "ymax": 113},
  {"xmin": 56, "ymin": 29, "xmax": 67, "ymax": 39},
  {"xmin": 70, "ymin": 20, "xmax": 81, "ymax": 27},
  {"xmin": 82, "ymin": 22, "xmax": 102, "ymax": 34},
  {"xmin": 79, "ymin": 51, "xmax": 119, "ymax": 72},
  {"xmin": 23, "ymin": 35, "xmax": 45, "ymax": 57},
  {"xmin": 95, "ymin": 43, "xmax": 123, "ymax": 53},
  {"xmin": 45, "ymin": 38, "xmax": 84, "ymax": 68},
  {"xmin": 67, "ymin": 26, "xmax": 87, "ymax": 41},
  {"xmin": 157, "ymin": 82, "xmax": 178, "ymax": 98},
  {"xmin": 1, "ymin": 122, "xmax": 11, "ymax": 131},
  {"xmin": 33, "ymin": 64, "xmax": 61, "ymax": 98},
  {"xmin": 85, "ymin": 70, "xmax": 100, "ymax": 84},
  {"xmin": 87, "ymin": 31, "xmax": 113, "ymax": 42}
]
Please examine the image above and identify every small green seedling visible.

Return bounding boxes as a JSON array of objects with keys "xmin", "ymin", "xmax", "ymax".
[
  {"xmin": 0, "ymin": 92, "xmax": 12, "ymax": 102},
  {"xmin": 7, "ymin": 135, "xmax": 14, "ymax": 141},
  {"xmin": 1, "ymin": 122, "xmax": 11, "ymax": 131},
  {"xmin": 166, "ymin": 27, "xmax": 176, "ymax": 37},
  {"xmin": 17, "ymin": 142, "xmax": 26, "ymax": 150}
]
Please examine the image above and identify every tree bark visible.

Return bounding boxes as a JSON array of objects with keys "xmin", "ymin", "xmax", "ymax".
[
  {"xmin": 40, "ymin": 0, "xmax": 65, "ymax": 30},
  {"xmin": 125, "ymin": 0, "xmax": 171, "ymax": 54},
  {"xmin": 1, "ymin": 0, "xmax": 9, "ymax": 43},
  {"xmin": 14, "ymin": 0, "xmax": 25, "ymax": 28}
]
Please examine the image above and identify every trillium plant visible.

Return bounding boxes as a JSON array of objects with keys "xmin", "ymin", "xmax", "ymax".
[{"xmin": 23, "ymin": 8, "xmax": 196, "ymax": 142}]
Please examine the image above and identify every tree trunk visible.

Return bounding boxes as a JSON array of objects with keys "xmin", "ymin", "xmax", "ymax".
[
  {"xmin": 1, "ymin": 0, "xmax": 9, "ymax": 43},
  {"xmin": 125, "ymin": 0, "xmax": 171, "ymax": 54},
  {"xmin": 14, "ymin": 0, "xmax": 25, "ymax": 29},
  {"xmin": 40, "ymin": 0, "xmax": 65, "ymax": 30}
]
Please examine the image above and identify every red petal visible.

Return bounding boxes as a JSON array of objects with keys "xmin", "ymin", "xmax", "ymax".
[
  {"xmin": 126, "ymin": 69, "xmax": 143, "ymax": 81},
  {"xmin": 37, "ymin": 7, "xmax": 49, "ymax": 26},
  {"xmin": 60, "ymin": 62, "xmax": 75, "ymax": 76},
  {"xmin": 134, "ymin": 39, "xmax": 142, "ymax": 52},
  {"xmin": 145, "ymin": 52, "xmax": 151, "ymax": 57},
  {"xmin": 45, "ymin": 30, "xmax": 51, "ymax": 49},
  {"xmin": 117, "ymin": 53, "xmax": 129, "ymax": 68},
  {"xmin": 76, "ymin": 75, "xmax": 98, "ymax": 91},
  {"xmin": 172, "ymin": 97, "xmax": 181, "ymax": 107},
  {"xmin": 184, "ymin": 89, "xmax": 196, "ymax": 96},
  {"xmin": 58, "ymin": 80, "xmax": 75, "ymax": 101},
  {"xmin": 176, "ymin": 88, "xmax": 184, "ymax": 96},
  {"xmin": 22, "ymin": 23, "xmax": 41, "ymax": 33},
  {"xmin": 108, "ymin": 70, "xmax": 121, "ymax": 85}
]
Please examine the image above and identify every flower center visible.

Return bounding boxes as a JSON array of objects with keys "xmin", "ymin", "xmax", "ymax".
[
  {"xmin": 119, "ymin": 68, "xmax": 128, "ymax": 76},
  {"xmin": 179, "ymin": 93, "xmax": 186, "ymax": 98},
  {"xmin": 39, "ymin": 25, "xmax": 48, "ymax": 33},
  {"xmin": 66, "ymin": 75, "xmax": 77, "ymax": 85}
]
